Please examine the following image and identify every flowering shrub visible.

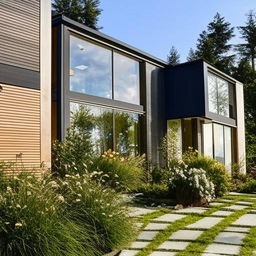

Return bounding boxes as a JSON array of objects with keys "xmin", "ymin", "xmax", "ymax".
[
  {"xmin": 57, "ymin": 173, "xmax": 135, "ymax": 252},
  {"xmin": 169, "ymin": 162, "xmax": 215, "ymax": 206},
  {"xmin": 89, "ymin": 151, "xmax": 145, "ymax": 191},
  {"xmin": 0, "ymin": 173, "xmax": 96, "ymax": 256}
]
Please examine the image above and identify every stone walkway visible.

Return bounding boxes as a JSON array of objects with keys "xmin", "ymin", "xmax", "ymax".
[{"xmin": 120, "ymin": 193, "xmax": 256, "ymax": 256}]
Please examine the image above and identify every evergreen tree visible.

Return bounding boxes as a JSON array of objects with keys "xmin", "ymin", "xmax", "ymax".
[
  {"xmin": 167, "ymin": 46, "xmax": 180, "ymax": 65},
  {"xmin": 237, "ymin": 11, "xmax": 256, "ymax": 71},
  {"xmin": 194, "ymin": 13, "xmax": 235, "ymax": 73},
  {"xmin": 52, "ymin": 0, "xmax": 102, "ymax": 30},
  {"xmin": 187, "ymin": 48, "xmax": 198, "ymax": 62}
]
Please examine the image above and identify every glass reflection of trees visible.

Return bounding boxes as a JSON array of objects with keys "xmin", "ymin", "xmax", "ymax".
[
  {"xmin": 70, "ymin": 102, "xmax": 139, "ymax": 156},
  {"xmin": 115, "ymin": 111, "xmax": 139, "ymax": 156},
  {"xmin": 208, "ymin": 73, "xmax": 230, "ymax": 117}
]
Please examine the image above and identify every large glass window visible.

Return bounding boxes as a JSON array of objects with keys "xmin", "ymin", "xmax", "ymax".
[
  {"xmin": 208, "ymin": 72, "xmax": 231, "ymax": 118},
  {"xmin": 202, "ymin": 122, "xmax": 232, "ymax": 168},
  {"xmin": 70, "ymin": 102, "xmax": 113, "ymax": 155},
  {"xmin": 115, "ymin": 111, "xmax": 139, "ymax": 156},
  {"xmin": 114, "ymin": 52, "xmax": 140, "ymax": 104},
  {"xmin": 203, "ymin": 123, "xmax": 213, "ymax": 158},
  {"xmin": 70, "ymin": 102, "xmax": 140, "ymax": 156},
  {"xmin": 70, "ymin": 35, "xmax": 112, "ymax": 98}
]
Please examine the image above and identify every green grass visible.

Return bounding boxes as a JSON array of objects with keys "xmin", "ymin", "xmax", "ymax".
[{"xmin": 131, "ymin": 194, "xmax": 256, "ymax": 256}]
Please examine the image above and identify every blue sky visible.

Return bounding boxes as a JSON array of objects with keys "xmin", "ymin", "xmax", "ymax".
[{"xmin": 99, "ymin": 0, "xmax": 255, "ymax": 62}]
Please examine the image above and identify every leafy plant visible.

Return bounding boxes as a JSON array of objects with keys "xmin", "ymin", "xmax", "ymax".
[
  {"xmin": 57, "ymin": 173, "xmax": 136, "ymax": 253},
  {"xmin": 89, "ymin": 149, "xmax": 145, "ymax": 191}
]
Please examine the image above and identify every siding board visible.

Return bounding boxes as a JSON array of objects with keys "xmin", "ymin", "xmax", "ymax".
[
  {"xmin": 0, "ymin": 0, "xmax": 40, "ymax": 71},
  {"xmin": 0, "ymin": 84, "xmax": 41, "ymax": 170}
]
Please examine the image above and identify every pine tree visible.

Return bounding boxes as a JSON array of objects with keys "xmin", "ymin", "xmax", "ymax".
[
  {"xmin": 187, "ymin": 48, "xmax": 198, "ymax": 62},
  {"xmin": 167, "ymin": 46, "xmax": 180, "ymax": 65},
  {"xmin": 194, "ymin": 13, "xmax": 235, "ymax": 73},
  {"xmin": 52, "ymin": 0, "xmax": 102, "ymax": 30},
  {"xmin": 237, "ymin": 11, "xmax": 256, "ymax": 71}
]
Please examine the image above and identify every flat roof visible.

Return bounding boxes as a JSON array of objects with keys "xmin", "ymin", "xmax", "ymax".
[{"xmin": 52, "ymin": 14, "xmax": 168, "ymax": 67}]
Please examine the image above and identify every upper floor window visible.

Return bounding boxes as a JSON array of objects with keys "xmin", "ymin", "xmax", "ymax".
[
  {"xmin": 70, "ymin": 35, "xmax": 112, "ymax": 98},
  {"xmin": 69, "ymin": 35, "xmax": 140, "ymax": 105},
  {"xmin": 207, "ymin": 72, "xmax": 235, "ymax": 118},
  {"xmin": 114, "ymin": 52, "xmax": 140, "ymax": 105}
]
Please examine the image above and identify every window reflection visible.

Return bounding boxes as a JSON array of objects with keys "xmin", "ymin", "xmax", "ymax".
[
  {"xmin": 115, "ymin": 111, "xmax": 139, "ymax": 156},
  {"xmin": 114, "ymin": 52, "xmax": 140, "ymax": 105},
  {"xmin": 208, "ymin": 73, "xmax": 230, "ymax": 118},
  {"xmin": 224, "ymin": 126, "xmax": 232, "ymax": 169},
  {"xmin": 203, "ymin": 123, "xmax": 213, "ymax": 158},
  {"xmin": 70, "ymin": 102, "xmax": 113, "ymax": 155},
  {"xmin": 70, "ymin": 35, "xmax": 112, "ymax": 98}
]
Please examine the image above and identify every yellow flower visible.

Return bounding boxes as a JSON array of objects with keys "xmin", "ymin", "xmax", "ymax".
[{"xmin": 15, "ymin": 223, "xmax": 23, "ymax": 227}]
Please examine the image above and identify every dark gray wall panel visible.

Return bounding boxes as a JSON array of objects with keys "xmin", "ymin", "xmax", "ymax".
[
  {"xmin": 0, "ymin": 0, "xmax": 40, "ymax": 72},
  {"xmin": 145, "ymin": 63, "xmax": 166, "ymax": 166},
  {"xmin": 166, "ymin": 61, "xmax": 206, "ymax": 119},
  {"xmin": 0, "ymin": 63, "xmax": 40, "ymax": 90}
]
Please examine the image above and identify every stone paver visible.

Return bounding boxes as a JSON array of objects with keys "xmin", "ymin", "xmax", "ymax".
[
  {"xmin": 214, "ymin": 232, "xmax": 246, "ymax": 245},
  {"xmin": 187, "ymin": 217, "xmax": 223, "ymax": 229},
  {"xmin": 225, "ymin": 226, "xmax": 250, "ymax": 233},
  {"xmin": 223, "ymin": 205, "xmax": 248, "ymax": 211},
  {"xmin": 211, "ymin": 210, "xmax": 233, "ymax": 217},
  {"xmin": 128, "ymin": 207, "xmax": 156, "ymax": 217},
  {"xmin": 158, "ymin": 241, "xmax": 190, "ymax": 250},
  {"xmin": 130, "ymin": 241, "xmax": 150, "ymax": 249},
  {"xmin": 202, "ymin": 254, "xmax": 230, "ymax": 256},
  {"xmin": 144, "ymin": 223, "xmax": 169, "ymax": 231},
  {"xmin": 153, "ymin": 213, "xmax": 186, "ymax": 223},
  {"xmin": 209, "ymin": 202, "xmax": 224, "ymax": 206},
  {"xmin": 119, "ymin": 250, "xmax": 139, "ymax": 256},
  {"xmin": 175, "ymin": 207, "xmax": 208, "ymax": 214},
  {"xmin": 204, "ymin": 243, "xmax": 241, "ymax": 255},
  {"xmin": 137, "ymin": 231, "xmax": 158, "ymax": 241},
  {"xmin": 233, "ymin": 214, "xmax": 256, "ymax": 227},
  {"xmin": 221, "ymin": 199, "xmax": 234, "ymax": 202},
  {"xmin": 169, "ymin": 230, "xmax": 203, "ymax": 241},
  {"xmin": 235, "ymin": 201, "xmax": 253, "ymax": 206},
  {"xmin": 149, "ymin": 252, "xmax": 177, "ymax": 256}
]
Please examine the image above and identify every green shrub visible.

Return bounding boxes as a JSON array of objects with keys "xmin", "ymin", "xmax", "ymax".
[
  {"xmin": 183, "ymin": 150, "xmax": 230, "ymax": 197},
  {"xmin": 89, "ymin": 150, "xmax": 144, "ymax": 192},
  {"xmin": 151, "ymin": 167, "xmax": 170, "ymax": 185},
  {"xmin": 135, "ymin": 183, "xmax": 170, "ymax": 199},
  {"xmin": 0, "ymin": 173, "xmax": 96, "ymax": 256},
  {"xmin": 234, "ymin": 179, "xmax": 256, "ymax": 193},
  {"xmin": 58, "ymin": 174, "xmax": 136, "ymax": 253},
  {"xmin": 168, "ymin": 162, "xmax": 215, "ymax": 206},
  {"xmin": 52, "ymin": 106, "xmax": 94, "ymax": 177}
]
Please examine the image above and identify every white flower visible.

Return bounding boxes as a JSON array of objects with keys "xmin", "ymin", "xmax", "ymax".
[
  {"xmin": 57, "ymin": 195, "xmax": 65, "ymax": 203},
  {"xmin": 49, "ymin": 181, "xmax": 59, "ymax": 188},
  {"xmin": 6, "ymin": 186, "xmax": 12, "ymax": 192},
  {"xmin": 27, "ymin": 191, "xmax": 32, "ymax": 196},
  {"xmin": 15, "ymin": 223, "xmax": 23, "ymax": 227},
  {"xmin": 5, "ymin": 222, "xmax": 10, "ymax": 225},
  {"xmin": 75, "ymin": 199, "xmax": 81, "ymax": 202}
]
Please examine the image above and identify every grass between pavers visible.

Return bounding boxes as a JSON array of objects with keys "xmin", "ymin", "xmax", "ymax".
[
  {"xmin": 133, "ymin": 204, "xmax": 233, "ymax": 256},
  {"xmin": 238, "ymin": 226, "xmax": 256, "ymax": 256},
  {"xmin": 132, "ymin": 195, "xmax": 254, "ymax": 256}
]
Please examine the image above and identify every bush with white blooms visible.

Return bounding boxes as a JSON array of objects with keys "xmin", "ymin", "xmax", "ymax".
[{"xmin": 169, "ymin": 162, "xmax": 215, "ymax": 205}]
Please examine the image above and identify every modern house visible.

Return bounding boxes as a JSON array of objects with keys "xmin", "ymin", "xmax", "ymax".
[{"xmin": 0, "ymin": 1, "xmax": 246, "ymax": 173}]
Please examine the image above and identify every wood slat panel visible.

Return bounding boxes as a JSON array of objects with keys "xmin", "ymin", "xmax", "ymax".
[
  {"xmin": 0, "ymin": 84, "xmax": 41, "ymax": 170},
  {"xmin": 0, "ymin": 0, "xmax": 40, "ymax": 71}
]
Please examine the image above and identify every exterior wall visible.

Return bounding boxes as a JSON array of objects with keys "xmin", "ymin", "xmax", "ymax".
[
  {"xmin": 0, "ymin": 0, "xmax": 52, "ymax": 171},
  {"xmin": 145, "ymin": 63, "xmax": 166, "ymax": 165},
  {"xmin": 236, "ymin": 82, "xmax": 246, "ymax": 173},
  {"xmin": 0, "ymin": 84, "xmax": 41, "ymax": 170}
]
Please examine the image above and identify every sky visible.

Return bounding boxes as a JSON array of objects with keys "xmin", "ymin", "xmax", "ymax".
[{"xmin": 98, "ymin": 0, "xmax": 255, "ymax": 62}]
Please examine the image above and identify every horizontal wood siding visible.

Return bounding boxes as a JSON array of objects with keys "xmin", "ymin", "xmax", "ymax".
[
  {"xmin": 0, "ymin": 0, "xmax": 40, "ymax": 71},
  {"xmin": 0, "ymin": 84, "xmax": 41, "ymax": 171}
]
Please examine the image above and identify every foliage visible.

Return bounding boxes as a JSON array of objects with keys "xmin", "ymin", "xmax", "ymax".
[
  {"xmin": 151, "ymin": 166, "xmax": 170, "ymax": 185},
  {"xmin": 183, "ymin": 148, "xmax": 230, "ymax": 197},
  {"xmin": 187, "ymin": 48, "xmax": 197, "ymax": 62},
  {"xmin": 236, "ymin": 11, "xmax": 256, "ymax": 71},
  {"xmin": 52, "ymin": 105, "xmax": 94, "ymax": 177},
  {"xmin": 168, "ymin": 162, "xmax": 215, "ymax": 205},
  {"xmin": 57, "ymin": 173, "xmax": 136, "ymax": 252},
  {"xmin": 52, "ymin": 0, "xmax": 102, "ymax": 30},
  {"xmin": 0, "ymin": 173, "xmax": 96, "ymax": 256},
  {"xmin": 235, "ymin": 179, "xmax": 256, "ymax": 193},
  {"xmin": 167, "ymin": 46, "xmax": 180, "ymax": 65},
  {"xmin": 191, "ymin": 13, "xmax": 235, "ymax": 74},
  {"xmin": 89, "ymin": 150, "xmax": 145, "ymax": 191},
  {"xmin": 135, "ymin": 183, "xmax": 170, "ymax": 199}
]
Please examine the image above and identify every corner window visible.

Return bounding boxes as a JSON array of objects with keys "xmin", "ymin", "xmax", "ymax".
[
  {"xmin": 70, "ymin": 35, "xmax": 112, "ymax": 98},
  {"xmin": 114, "ymin": 52, "xmax": 140, "ymax": 104},
  {"xmin": 207, "ymin": 72, "xmax": 235, "ymax": 118}
]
